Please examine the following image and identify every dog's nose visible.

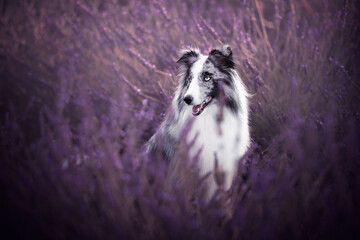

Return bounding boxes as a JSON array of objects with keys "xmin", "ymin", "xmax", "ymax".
[{"xmin": 183, "ymin": 95, "xmax": 193, "ymax": 105}]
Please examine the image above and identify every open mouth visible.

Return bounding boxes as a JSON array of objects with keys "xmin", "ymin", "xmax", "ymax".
[{"xmin": 192, "ymin": 96, "xmax": 213, "ymax": 116}]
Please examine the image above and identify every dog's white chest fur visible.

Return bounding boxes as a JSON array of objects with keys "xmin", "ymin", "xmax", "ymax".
[{"xmin": 177, "ymin": 105, "xmax": 248, "ymax": 196}]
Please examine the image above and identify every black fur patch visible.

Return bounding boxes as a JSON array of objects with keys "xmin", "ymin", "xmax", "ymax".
[
  {"xmin": 208, "ymin": 46, "xmax": 235, "ymax": 70},
  {"xmin": 212, "ymin": 81, "xmax": 239, "ymax": 114},
  {"xmin": 225, "ymin": 95, "xmax": 239, "ymax": 114},
  {"xmin": 177, "ymin": 50, "xmax": 199, "ymax": 68}
]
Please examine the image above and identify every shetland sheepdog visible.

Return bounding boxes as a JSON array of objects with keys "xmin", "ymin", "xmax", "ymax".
[{"xmin": 146, "ymin": 45, "xmax": 250, "ymax": 198}]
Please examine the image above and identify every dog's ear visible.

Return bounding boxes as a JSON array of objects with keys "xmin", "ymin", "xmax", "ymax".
[
  {"xmin": 209, "ymin": 45, "xmax": 234, "ymax": 69},
  {"xmin": 177, "ymin": 49, "xmax": 199, "ymax": 67}
]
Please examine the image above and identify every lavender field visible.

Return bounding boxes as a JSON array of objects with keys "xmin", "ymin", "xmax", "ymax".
[{"xmin": 1, "ymin": 0, "xmax": 359, "ymax": 239}]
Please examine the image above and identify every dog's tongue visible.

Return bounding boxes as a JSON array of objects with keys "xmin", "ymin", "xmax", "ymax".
[
  {"xmin": 192, "ymin": 103, "xmax": 203, "ymax": 115},
  {"xmin": 192, "ymin": 96, "xmax": 212, "ymax": 116}
]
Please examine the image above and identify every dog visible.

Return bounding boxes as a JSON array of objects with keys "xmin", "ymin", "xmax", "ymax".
[{"xmin": 146, "ymin": 45, "xmax": 250, "ymax": 198}]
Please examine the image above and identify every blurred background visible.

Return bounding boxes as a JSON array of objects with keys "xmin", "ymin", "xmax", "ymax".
[{"xmin": 1, "ymin": 0, "xmax": 359, "ymax": 239}]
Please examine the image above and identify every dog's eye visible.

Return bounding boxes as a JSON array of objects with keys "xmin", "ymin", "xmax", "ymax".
[{"xmin": 204, "ymin": 75, "xmax": 212, "ymax": 81}]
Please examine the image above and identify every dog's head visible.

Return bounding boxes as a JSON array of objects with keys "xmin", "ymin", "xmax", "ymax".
[{"xmin": 176, "ymin": 45, "xmax": 239, "ymax": 116}]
